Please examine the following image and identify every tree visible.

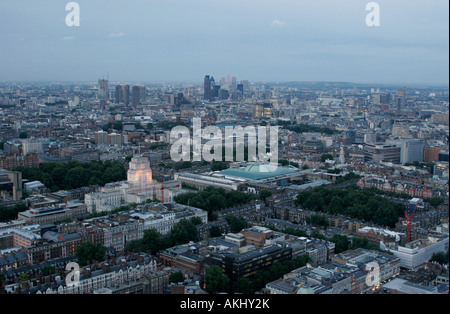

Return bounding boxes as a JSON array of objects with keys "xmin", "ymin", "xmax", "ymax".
[
  {"xmin": 306, "ymin": 214, "xmax": 329, "ymax": 228},
  {"xmin": 209, "ymin": 225, "xmax": 222, "ymax": 237},
  {"xmin": 169, "ymin": 219, "xmax": 199, "ymax": 246},
  {"xmin": 259, "ymin": 190, "xmax": 272, "ymax": 201},
  {"xmin": 113, "ymin": 121, "xmax": 123, "ymax": 131},
  {"xmin": 351, "ymin": 237, "xmax": 369, "ymax": 250},
  {"xmin": 321, "ymin": 154, "xmax": 334, "ymax": 162},
  {"xmin": 330, "ymin": 234, "xmax": 350, "ymax": 254},
  {"xmin": 233, "ymin": 277, "xmax": 253, "ymax": 294},
  {"xmin": 42, "ymin": 265, "xmax": 55, "ymax": 276},
  {"xmin": 225, "ymin": 215, "xmax": 247, "ymax": 233},
  {"xmin": 76, "ymin": 241, "xmax": 105, "ymax": 266},
  {"xmin": 170, "ymin": 271, "xmax": 184, "ymax": 283},
  {"xmin": 19, "ymin": 131, "xmax": 28, "ymax": 139},
  {"xmin": 211, "ymin": 161, "xmax": 228, "ymax": 171},
  {"xmin": 429, "ymin": 250, "xmax": 449, "ymax": 265},
  {"xmin": 204, "ymin": 265, "xmax": 230, "ymax": 294},
  {"xmin": 0, "ymin": 203, "xmax": 28, "ymax": 222},
  {"xmin": 190, "ymin": 216, "xmax": 203, "ymax": 226},
  {"xmin": 140, "ymin": 228, "xmax": 162, "ymax": 254}
]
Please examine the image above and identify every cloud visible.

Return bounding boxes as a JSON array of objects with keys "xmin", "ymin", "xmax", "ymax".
[
  {"xmin": 270, "ymin": 19, "xmax": 286, "ymax": 28},
  {"xmin": 63, "ymin": 36, "xmax": 75, "ymax": 40},
  {"xmin": 109, "ymin": 32, "xmax": 125, "ymax": 38}
]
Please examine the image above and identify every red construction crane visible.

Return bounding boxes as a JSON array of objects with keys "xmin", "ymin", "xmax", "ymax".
[
  {"xmin": 160, "ymin": 180, "xmax": 180, "ymax": 204},
  {"xmin": 404, "ymin": 200, "xmax": 420, "ymax": 244}
]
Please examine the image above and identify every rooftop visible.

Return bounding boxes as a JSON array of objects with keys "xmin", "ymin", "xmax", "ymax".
[{"xmin": 219, "ymin": 163, "xmax": 296, "ymax": 180}]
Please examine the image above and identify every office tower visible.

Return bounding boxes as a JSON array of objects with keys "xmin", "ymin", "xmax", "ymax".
[
  {"xmin": 115, "ymin": 85, "xmax": 123, "ymax": 104},
  {"xmin": 241, "ymin": 80, "xmax": 250, "ymax": 96},
  {"xmin": 396, "ymin": 86, "xmax": 406, "ymax": 114},
  {"xmin": 400, "ymin": 139, "xmax": 425, "ymax": 164},
  {"xmin": 237, "ymin": 83, "xmax": 244, "ymax": 94},
  {"xmin": 364, "ymin": 143, "xmax": 401, "ymax": 164},
  {"xmin": 231, "ymin": 76, "xmax": 237, "ymax": 90},
  {"xmin": 209, "ymin": 76, "xmax": 216, "ymax": 101},
  {"xmin": 98, "ymin": 78, "xmax": 109, "ymax": 100},
  {"xmin": 139, "ymin": 86, "xmax": 146, "ymax": 101},
  {"xmin": 124, "ymin": 85, "xmax": 130, "ymax": 106},
  {"xmin": 204, "ymin": 75, "xmax": 211, "ymax": 100},
  {"xmin": 132, "ymin": 86, "xmax": 140, "ymax": 106},
  {"xmin": 213, "ymin": 85, "xmax": 220, "ymax": 99},
  {"xmin": 253, "ymin": 103, "xmax": 272, "ymax": 118},
  {"xmin": 8, "ymin": 171, "xmax": 22, "ymax": 201}
]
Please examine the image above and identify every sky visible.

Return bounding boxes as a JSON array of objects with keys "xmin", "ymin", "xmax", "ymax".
[{"xmin": 0, "ymin": 0, "xmax": 448, "ymax": 85}]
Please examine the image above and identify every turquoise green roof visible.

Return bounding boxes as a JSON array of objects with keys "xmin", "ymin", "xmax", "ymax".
[{"xmin": 219, "ymin": 164, "xmax": 296, "ymax": 180}]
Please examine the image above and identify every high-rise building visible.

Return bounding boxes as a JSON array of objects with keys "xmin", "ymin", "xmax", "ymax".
[
  {"xmin": 115, "ymin": 85, "xmax": 123, "ymax": 104},
  {"xmin": 396, "ymin": 87, "xmax": 406, "ymax": 114},
  {"xmin": 237, "ymin": 83, "xmax": 244, "ymax": 95},
  {"xmin": 204, "ymin": 75, "xmax": 211, "ymax": 100},
  {"xmin": 132, "ymin": 86, "xmax": 140, "ymax": 106},
  {"xmin": 139, "ymin": 86, "xmax": 146, "ymax": 102},
  {"xmin": 8, "ymin": 171, "xmax": 22, "ymax": 201},
  {"xmin": 231, "ymin": 76, "xmax": 237, "ymax": 90},
  {"xmin": 400, "ymin": 139, "xmax": 425, "ymax": 164},
  {"xmin": 124, "ymin": 85, "xmax": 130, "ymax": 106}
]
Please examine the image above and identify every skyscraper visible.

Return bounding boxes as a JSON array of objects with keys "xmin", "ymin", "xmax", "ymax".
[
  {"xmin": 204, "ymin": 75, "xmax": 211, "ymax": 100},
  {"xmin": 231, "ymin": 76, "xmax": 237, "ymax": 90},
  {"xmin": 396, "ymin": 86, "xmax": 406, "ymax": 114},
  {"xmin": 132, "ymin": 86, "xmax": 140, "ymax": 106},
  {"xmin": 124, "ymin": 85, "xmax": 130, "ymax": 106},
  {"xmin": 237, "ymin": 83, "xmax": 244, "ymax": 94},
  {"xmin": 115, "ymin": 85, "xmax": 123, "ymax": 104}
]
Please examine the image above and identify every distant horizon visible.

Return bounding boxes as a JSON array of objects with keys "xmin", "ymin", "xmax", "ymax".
[{"xmin": 1, "ymin": 79, "xmax": 448, "ymax": 89}]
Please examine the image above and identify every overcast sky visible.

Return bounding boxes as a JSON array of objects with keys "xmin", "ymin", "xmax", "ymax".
[{"xmin": 0, "ymin": 0, "xmax": 448, "ymax": 85}]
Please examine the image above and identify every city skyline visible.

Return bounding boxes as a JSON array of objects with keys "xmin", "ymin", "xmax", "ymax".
[{"xmin": 0, "ymin": 0, "xmax": 448, "ymax": 85}]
